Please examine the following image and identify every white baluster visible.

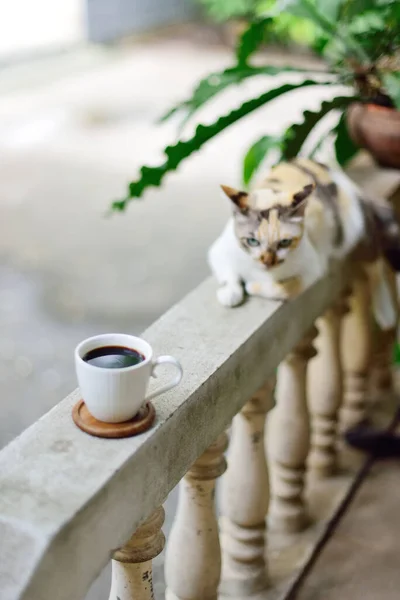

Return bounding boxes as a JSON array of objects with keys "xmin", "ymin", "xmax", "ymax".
[
  {"xmin": 268, "ymin": 328, "xmax": 317, "ymax": 533},
  {"xmin": 308, "ymin": 298, "xmax": 348, "ymax": 477},
  {"xmin": 220, "ymin": 378, "xmax": 275, "ymax": 596},
  {"xmin": 109, "ymin": 506, "xmax": 165, "ymax": 600},
  {"xmin": 165, "ymin": 432, "xmax": 228, "ymax": 600},
  {"xmin": 370, "ymin": 265, "xmax": 398, "ymax": 397},
  {"xmin": 340, "ymin": 269, "xmax": 372, "ymax": 431}
]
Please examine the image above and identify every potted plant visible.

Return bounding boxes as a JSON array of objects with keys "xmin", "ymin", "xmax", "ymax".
[
  {"xmin": 111, "ymin": 0, "xmax": 400, "ymax": 212},
  {"xmin": 346, "ymin": 57, "xmax": 400, "ymax": 168},
  {"xmin": 197, "ymin": 0, "xmax": 320, "ymax": 51}
]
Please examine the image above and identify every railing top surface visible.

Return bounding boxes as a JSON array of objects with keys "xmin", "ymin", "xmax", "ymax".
[{"xmin": 0, "ymin": 263, "xmax": 349, "ymax": 600}]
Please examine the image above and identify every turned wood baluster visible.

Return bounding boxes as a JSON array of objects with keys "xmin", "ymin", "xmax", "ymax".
[
  {"xmin": 109, "ymin": 506, "xmax": 165, "ymax": 600},
  {"xmin": 340, "ymin": 268, "xmax": 372, "ymax": 432},
  {"xmin": 370, "ymin": 265, "xmax": 398, "ymax": 396},
  {"xmin": 308, "ymin": 297, "xmax": 348, "ymax": 477},
  {"xmin": 268, "ymin": 328, "xmax": 317, "ymax": 533},
  {"xmin": 219, "ymin": 378, "xmax": 275, "ymax": 596},
  {"xmin": 165, "ymin": 432, "xmax": 228, "ymax": 600}
]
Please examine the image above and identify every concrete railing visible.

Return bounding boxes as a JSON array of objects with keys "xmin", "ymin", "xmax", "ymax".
[{"xmin": 0, "ymin": 158, "xmax": 399, "ymax": 600}]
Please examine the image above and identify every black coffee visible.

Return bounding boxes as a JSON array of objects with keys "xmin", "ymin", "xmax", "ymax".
[{"xmin": 83, "ymin": 345, "xmax": 145, "ymax": 369}]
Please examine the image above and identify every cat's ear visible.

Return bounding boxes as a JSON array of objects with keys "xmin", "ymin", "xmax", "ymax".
[
  {"xmin": 220, "ymin": 185, "xmax": 249, "ymax": 213},
  {"xmin": 288, "ymin": 183, "xmax": 315, "ymax": 218}
]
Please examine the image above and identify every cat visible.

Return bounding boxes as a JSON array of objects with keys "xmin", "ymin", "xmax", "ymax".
[{"xmin": 208, "ymin": 158, "xmax": 400, "ymax": 331}]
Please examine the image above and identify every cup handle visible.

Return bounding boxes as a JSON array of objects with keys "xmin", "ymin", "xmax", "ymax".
[{"xmin": 145, "ymin": 355, "xmax": 183, "ymax": 402}]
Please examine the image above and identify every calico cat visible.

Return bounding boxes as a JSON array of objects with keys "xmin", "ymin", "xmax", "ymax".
[{"xmin": 208, "ymin": 158, "xmax": 400, "ymax": 331}]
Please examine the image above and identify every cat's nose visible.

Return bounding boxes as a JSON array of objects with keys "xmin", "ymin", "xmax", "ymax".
[{"xmin": 261, "ymin": 251, "xmax": 276, "ymax": 267}]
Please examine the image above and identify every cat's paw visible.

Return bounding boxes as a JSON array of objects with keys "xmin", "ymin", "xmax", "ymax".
[
  {"xmin": 245, "ymin": 281, "xmax": 289, "ymax": 301},
  {"xmin": 217, "ymin": 284, "xmax": 244, "ymax": 307}
]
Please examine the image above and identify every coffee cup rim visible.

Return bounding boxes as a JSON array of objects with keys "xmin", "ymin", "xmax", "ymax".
[{"xmin": 75, "ymin": 333, "xmax": 152, "ymax": 373}]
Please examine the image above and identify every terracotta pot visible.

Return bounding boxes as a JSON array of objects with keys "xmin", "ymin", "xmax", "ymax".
[{"xmin": 346, "ymin": 103, "xmax": 400, "ymax": 169}]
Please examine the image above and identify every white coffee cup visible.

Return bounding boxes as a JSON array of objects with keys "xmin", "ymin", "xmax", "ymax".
[{"xmin": 75, "ymin": 333, "xmax": 183, "ymax": 423}]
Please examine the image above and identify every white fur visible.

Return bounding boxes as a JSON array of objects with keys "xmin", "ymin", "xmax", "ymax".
[
  {"xmin": 208, "ymin": 168, "xmax": 397, "ymax": 330},
  {"xmin": 208, "ymin": 218, "xmax": 325, "ymax": 305},
  {"xmin": 364, "ymin": 260, "xmax": 397, "ymax": 330},
  {"xmin": 330, "ymin": 169, "xmax": 365, "ymax": 256}
]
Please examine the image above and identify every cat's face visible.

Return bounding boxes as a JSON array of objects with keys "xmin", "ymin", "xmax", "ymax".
[{"xmin": 221, "ymin": 184, "xmax": 314, "ymax": 269}]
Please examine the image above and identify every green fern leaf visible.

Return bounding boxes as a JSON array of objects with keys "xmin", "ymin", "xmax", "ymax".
[
  {"xmin": 200, "ymin": 0, "xmax": 254, "ymax": 21},
  {"xmin": 315, "ymin": 0, "xmax": 343, "ymax": 22},
  {"xmin": 272, "ymin": 0, "xmax": 369, "ymax": 62},
  {"xmin": 383, "ymin": 73, "xmax": 400, "ymax": 109},
  {"xmin": 334, "ymin": 112, "xmax": 359, "ymax": 166},
  {"xmin": 112, "ymin": 78, "xmax": 329, "ymax": 212},
  {"xmin": 159, "ymin": 64, "xmax": 326, "ymax": 128},
  {"xmin": 281, "ymin": 95, "xmax": 354, "ymax": 160},
  {"xmin": 243, "ymin": 136, "xmax": 281, "ymax": 185},
  {"xmin": 236, "ymin": 18, "xmax": 272, "ymax": 66}
]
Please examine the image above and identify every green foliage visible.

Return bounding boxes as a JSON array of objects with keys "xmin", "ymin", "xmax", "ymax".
[
  {"xmin": 315, "ymin": 0, "xmax": 342, "ymax": 21},
  {"xmin": 282, "ymin": 95, "xmax": 355, "ymax": 160},
  {"xmin": 197, "ymin": 0, "xmax": 257, "ymax": 21},
  {"xmin": 243, "ymin": 135, "xmax": 280, "ymax": 185},
  {"xmin": 271, "ymin": 13, "xmax": 317, "ymax": 46},
  {"xmin": 344, "ymin": 0, "xmax": 400, "ymax": 62},
  {"xmin": 236, "ymin": 18, "xmax": 272, "ymax": 65},
  {"xmin": 394, "ymin": 342, "xmax": 400, "ymax": 366},
  {"xmin": 383, "ymin": 73, "xmax": 400, "ymax": 109},
  {"xmin": 112, "ymin": 0, "xmax": 400, "ymax": 212},
  {"xmin": 160, "ymin": 66, "xmax": 285, "ymax": 126},
  {"xmin": 112, "ymin": 78, "xmax": 328, "ymax": 211},
  {"xmin": 242, "ymin": 95, "xmax": 354, "ymax": 184},
  {"xmin": 160, "ymin": 64, "xmax": 317, "ymax": 128},
  {"xmin": 273, "ymin": 0, "xmax": 369, "ymax": 62},
  {"xmin": 198, "ymin": 0, "xmax": 400, "ymax": 65},
  {"xmin": 334, "ymin": 113, "xmax": 360, "ymax": 165}
]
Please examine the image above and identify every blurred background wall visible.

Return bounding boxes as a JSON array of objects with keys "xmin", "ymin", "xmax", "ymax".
[
  {"xmin": 87, "ymin": 0, "xmax": 197, "ymax": 42},
  {"xmin": 0, "ymin": 0, "xmax": 198, "ymax": 61}
]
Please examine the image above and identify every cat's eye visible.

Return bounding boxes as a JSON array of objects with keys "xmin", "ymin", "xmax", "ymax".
[
  {"xmin": 246, "ymin": 237, "xmax": 260, "ymax": 247},
  {"xmin": 278, "ymin": 239, "xmax": 292, "ymax": 249}
]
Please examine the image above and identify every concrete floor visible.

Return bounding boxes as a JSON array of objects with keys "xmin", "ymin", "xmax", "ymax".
[
  {"xmin": 0, "ymin": 27, "xmax": 382, "ymax": 600},
  {"xmin": 295, "ymin": 457, "xmax": 400, "ymax": 600},
  {"xmin": 0, "ymin": 0, "xmax": 83, "ymax": 60}
]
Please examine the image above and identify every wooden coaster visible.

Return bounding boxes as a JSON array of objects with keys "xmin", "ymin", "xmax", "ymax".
[{"xmin": 72, "ymin": 400, "xmax": 155, "ymax": 438}]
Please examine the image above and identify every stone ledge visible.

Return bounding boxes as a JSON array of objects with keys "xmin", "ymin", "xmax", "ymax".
[{"xmin": 0, "ymin": 265, "xmax": 349, "ymax": 600}]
